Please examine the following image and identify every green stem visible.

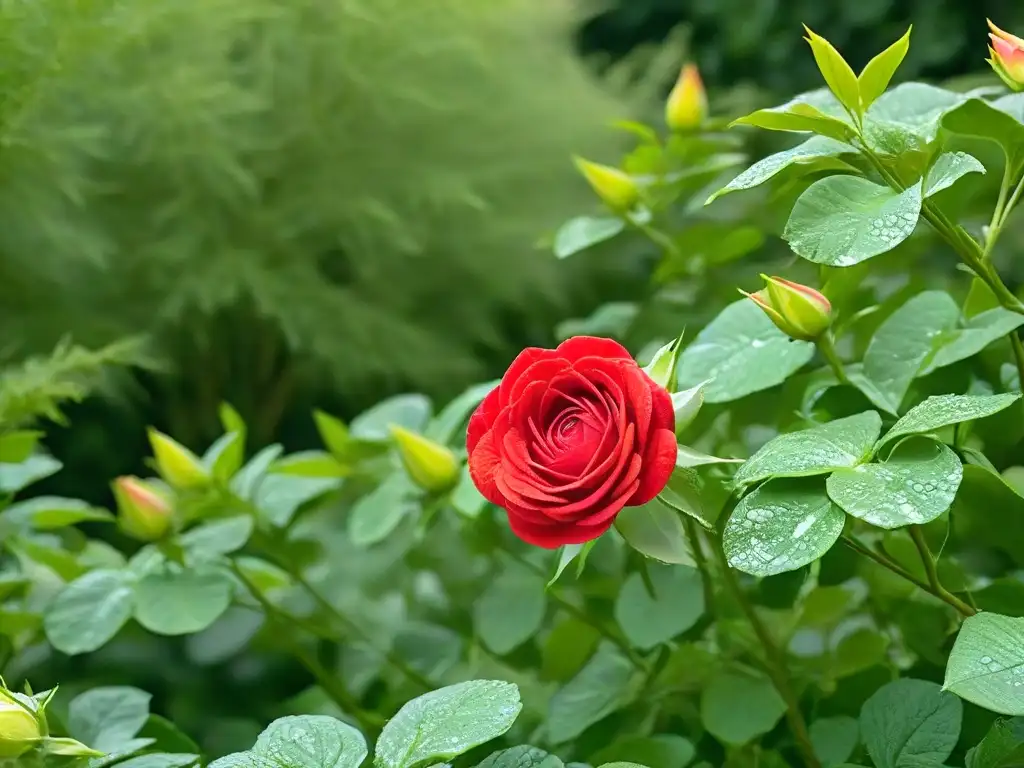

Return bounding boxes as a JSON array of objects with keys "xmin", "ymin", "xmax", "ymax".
[
  {"xmin": 231, "ymin": 563, "xmax": 384, "ymax": 729},
  {"xmin": 908, "ymin": 527, "xmax": 977, "ymax": 617},
  {"xmin": 501, "ymin": 547, "xmax": 645, "ymax": 669},
  {"xmin": 713, "ymin": 497, "xmax": 820, "ymax": 768},
  {"xmin": 682, "ymin": 516, "xmax": 715, "ymax": 613},
  {"xmin": 815, "ymin": 333, "xmax": 850, "ymax": 385},
  {"xmin": 1012, "ymin": 333, "xmax": 1024, "ymax": 393},
  {"xmin": 711, "ymin": 535, "xmax": 820, "ymax": 768}
]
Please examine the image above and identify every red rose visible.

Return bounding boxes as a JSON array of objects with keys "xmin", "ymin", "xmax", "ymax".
[{"xmin": 467, "ymin": 336, "xmax": 677, "ymax": 548}]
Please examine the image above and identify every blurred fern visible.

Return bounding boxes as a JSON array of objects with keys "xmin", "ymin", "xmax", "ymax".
[
  {"xmin": 0, "ymin": 0, "xmax": 639, "ymax": 439},
  {"xmin": 0, "ymin": 338, "xmax": 151, "ymax": 428}
]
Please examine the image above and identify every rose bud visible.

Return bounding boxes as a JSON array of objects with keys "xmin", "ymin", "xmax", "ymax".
[
  {"xmin": 389, "ymin": 425, "xmax": 460, "ymax": 494},
  {"xmin": 147, "ymin": 428, "xmax": 209, "ymax": 489},
  {"xmin": 0, "ymin": 691, "xmax": 41, "ymax": 758},
  {"xmin": 741, "ymin": 275, "xmax": 832, "ymax": 342},
  {"xmin": 665, "ymin": 63, "xmax": 707, "ymax": 130},
  {"xmin": 989, "ymin": 20, "xmax": 1024, "ymax": 90},
  {"xmin": 466, "ymin": 336, "xmax": 677, "ymax": 548},
  {"xmin": 572, "ymin": 156, "xmax": 640, "ymax": 212},
  {"xmin": 113, "ymin": 475, "xmax": 173, "ymax": 541}
]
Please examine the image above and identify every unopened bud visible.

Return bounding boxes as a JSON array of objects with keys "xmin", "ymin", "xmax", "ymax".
[
  {"xmin": 0, "ymin": 691, "xmax": 41, "ymax": 758},
  {"xmin": 988, "ymin": 20, "xmax": 1024, "ymax": 91},
  {"xmin": 741, "ymin": 275, "xmax": 832, "ymax": 341},
  {"xmin": 147, "ymin": 428, "xmax": 209, "ymax": 489},
  {"xmin": 572, "ymin": 157, "xmax": 640, "ymax": 212},
  {"xmin": 389, "ymin": 425, "xmax": 459, "ymax": 494},
  {"xmin": 665, "ymin": 64, "xmax": 707, "ymax": 130},
  {"xmin": 113, "ymin": 475, "xmax": 173, "ymax": 541}
]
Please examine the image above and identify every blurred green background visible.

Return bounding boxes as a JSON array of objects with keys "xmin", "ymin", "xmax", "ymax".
[
  {"xmin": 3, "ymin": 0, "xmax": 1023, "ymax": 498},
  {"xmin": 6, "ymin": 0, "xmax": 1024, "ymax": 757}
]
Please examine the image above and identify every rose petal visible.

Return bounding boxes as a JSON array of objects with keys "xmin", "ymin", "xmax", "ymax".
[
  {"xmin": 556, "ymin": 336, "xmax": 633, "ymax": 363},
  {"xmin": 497, "ymin": 347, "xmax": 549, "ymax": 408},
  {"xmin": 628, "ymin": 427, "xmax": 678, "ymax": 505},
  {"xmin": 467, "ymin": 427, "xmax": 506, "ymax": 507},
  {"xmin": 506, "ymin": 510, "xmax": 614, "ymax": 548},
  {"xmin": 467, "ymin": 387, "xmax": 502, "ymax": 454}
]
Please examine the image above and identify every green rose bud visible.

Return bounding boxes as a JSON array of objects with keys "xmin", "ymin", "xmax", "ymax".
[
  {"xmin": 665, "ymin": 63, "xmax": 707, "ymax": 130},
  {"xmin": 147, "ymin": 428, "xmax": 209, "ymax": 489},
  {"xmin": 572, "ymin": 156, "xmax": 640, "ymax": 212},
  {"xmin": 389, "ymin": 425, "xmax": 460, "ymax": 494},
  {"xmin": 741, "ymin": 275, "xmax": 832, "ymax": 341},
  {"xmin": 113, "ymin": 475, "xmax": 173, "ymax": 541},
  {"xmin": 0, "ymin": 691, "xmax": 41, "ymax": 759}
]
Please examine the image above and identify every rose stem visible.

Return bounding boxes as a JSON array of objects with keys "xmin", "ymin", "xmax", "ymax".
[
  {"xmin": 501, "ymin": 548, "xmax": 645, "ymax": 669},
  {"xmin": 682, "ymin": 516, "xmax": 715, "ymax": 612},
  {"xmin": 713, "ymin": 498, "xmax": 821, "ymax": 768},
  {"xmin": 231, "ymin": 562, "xmax": 385, "ymax": 729},
  {"xmin": 841, "ymin": 534, "xmax": 975, "ymax": 617},
  {"xmin": 908, "ymin": 526, "xmax": 976, "ymax": 617},
  {"xmin": 814, "ymin": 333, "xmax": 850, "ymax": 385}
]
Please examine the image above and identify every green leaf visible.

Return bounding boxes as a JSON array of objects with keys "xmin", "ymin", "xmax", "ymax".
[
  {"xmin": 671, "ymin": 381, "xmax": 707, "ymax": 434},
  {"xmin": 426, "ymin": 381, "xmax": 498, "ymax": 445},
  {"xmin": 826, "ymin": 438, "xmax": 962, "ymax": 528},
  {"xmin": 253, "ymin": 474, "xmax": 340, "ymax": 527},
  {"xmin": 348, "ymin": 475, "xmax": 418, "ymax": 547},
  {"xmin": 880, "ymin": 393, "xmax": 1021, "ymax": 450},
  {"xmin": 865, "ymin": 83, "xmax": 967, "ymax": 151},
  {"xmin": 591, "ymin": 736, "xmax": 694, "ymax": 768},
  {"xmin": 946, "ymin": 613, "xmax": 1024, "ymax": 716},
  {"xmin": 451, "ymin": 465, "xmax": 487, "ymax": 519},
  {"xmin": 724, "ymin": 479, "xmax": 846, "ymax": 577},
  {"xmin": 701, "ymin": 671, "xmax": 786, "ymax": 745},
  {"xmin": 1, "ymin": 496, "xmax": 112, "ymax": 529},
  {"xmin": 783, "ymin": 176, "xmax": 922, "ymax": 266},
  {"xmin": 810, "ymin": 716, "xmax": 859, "ymax": 767},
  {"xmin": 0, "ymin": 453, "xmax": 61, "ymax": 494},
  {"xmin": 733, "ymin": 411, "xmax": 882, "ymax": 487},
  {"xmin": 804, "ymin": 27, "xmax": 861, "ymax": 114},
  {"xmin": 548, "ymin": 545, "xmax": 584, "ymax": 587},
  {"xmin": 553, "ymin": 216, "xmax": 626, "ymax": 259},
  {"xmin": 179, "ymin": 516, "xmax": 254, "ymax": 560},
  {"xmin": 615, "ymin": 498, "xmax": 694, "ymax": 566},
  {"xmin": 351, "ymin": 394, "xmax": 431, "ymax": 442},
  {"xmin": 557, "ymin": 303, "xmax": 638, "ymax": 341},
  {"xmin": 203, "ymin": 431, "xmax": 245, "ymax": 482},
  {"xmin": 68, "ymin": 687, "xmax": 151, "ymax": 752},
  {"xmin": 919, "ymin": 308, "xmax": 1024, "ymax": 376},
  {"xmin": 270, "ymin": 451, "xmax": 348, "ymax": 478},
  {"xmin": 109, "ymin": 756, "xmax": 198, "ymax": 768},
  {"xmin": 944, "ymin": 94, "xmax": 1024, "ymax": 159},
  {"xmin": 474, "ymin": 566, "xmax": 547, "ymax": 655},
  {"xmin": 44, "ymin": 569, "xmax": 135, "ymax": 655},
  {"xmin": 924, "ymin": 152, "xmax": 986, "ymax": 198},
  {"xmin": 706, "ymin": 136, "xmax": 853, "ymax": 204},
  {"xmin": 731, "ymin": 90, "xmax": 855, "ymax": 142},
  {"xmin": 676, "ymin": 299, "xmax": 814, "ymax": 403},
  {"xmin": 674, "ymin": 446, "xmax": 742, "ymax": 469},
  {"xmin": 966, "ymin": 718, "xmax": 1024, "ymax": 768},
  {"xmin": 374, "ymin": 680, "xmax": 521, "ymax": 768},
  {"xmin": 229, "ymin": 444, "xmax": 283, "ymax": 500},
  {"xmin": 476, "ymin": 746, "xmax": 563, "ymax": 768},
  {"xmin": 133, "ymin": 566, "xmax": 233, "ymax": 636},
  {"xmin": 547, "ymin": 644, "xmax": 634, "ymax": 744},
  {"xmin": 952, "ymin": 465, "xmax": 1024, "ymax": 566},
  {"xmin": 858, "ymin": 27, "xmax": 912, "ymax": 110},
  {"xmin": 861, "ymin": 291, "xmax": 960, "ymax": 413},
  {"xmin": 860, "ymin": 678, "xmax": 962, "ymax": 768},
  {"xmin": 614, "ymin": 564, "xmax": 703, "ymax": 650},
  {"xmin": 0, "ymin": 430, "xmax": 42, "ymax": 463},
  {"xmin": 658, "ymin": 467, "xmax": 715, "ymax": 530},
  {"xmin": 87, "ymin": 738, "xmax": 157, "ymax": 768},
  {"xmin": 209, "ymin": 715, "xmax": 368, "ymax": 768}
]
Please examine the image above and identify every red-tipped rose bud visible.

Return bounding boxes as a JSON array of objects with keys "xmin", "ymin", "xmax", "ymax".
[
  {"xmin": 113, "ymin": 476, "xmax": 173, "ymax": 541},
  {"xmin": 988, "ymin": 20, "xmax": 1024, "ymax": 90},
  {"xmin": 740, "ymin": 275, "xmax": 832, "ymax": 341},
  {"xmin": 665, "ymin": 63, "xmax": 707, "ymax": 130},
  {"xmin": 572, "ymin": 156, "xmax": 640, "ymax": 212}
]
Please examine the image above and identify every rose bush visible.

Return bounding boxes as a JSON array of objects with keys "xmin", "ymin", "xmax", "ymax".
[{"xmin": 467, "ymin": 336, "xmax": 677, "ymax": 547}]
